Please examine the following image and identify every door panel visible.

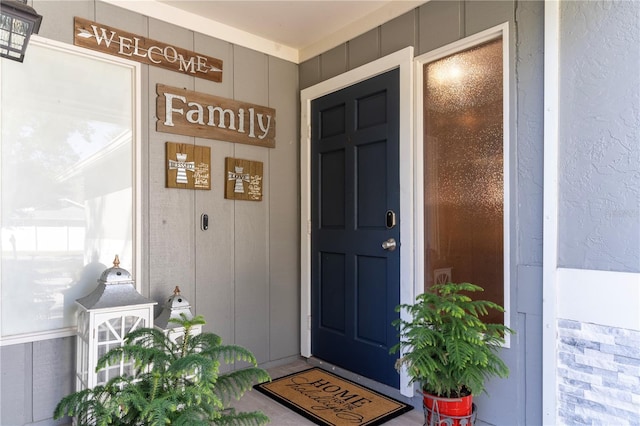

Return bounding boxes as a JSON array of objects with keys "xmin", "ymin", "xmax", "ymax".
[
  {"xmin": 358, "ymin": 140, "xmax": 388, "ymax": 227},
  {"xmin": 357, "ymin": 255, "xmax": 387, "ymax": 345},
  {"xmin": 320, "ymin": 150, "xmax": 346, "ymax": 228},
  {"xmin": 320, "ymin": 253, "xmax": 346, "ymax": 332},
  {"xmin": 311, "ymin": 68, "xmax": 400, "ymax": 388}
]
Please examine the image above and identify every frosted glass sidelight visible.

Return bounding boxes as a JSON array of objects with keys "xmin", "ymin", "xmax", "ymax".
[{"xmin": 423, "ymin": 38, "xmax": 504, "ymax": 324}]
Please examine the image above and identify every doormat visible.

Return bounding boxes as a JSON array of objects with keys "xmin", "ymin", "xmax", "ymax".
[{"xmin": 253, "ymin": 367, "xmax": 412, "ymax": 426}]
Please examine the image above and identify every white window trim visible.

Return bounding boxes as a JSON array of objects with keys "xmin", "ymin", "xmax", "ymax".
[
  {"xmin": 0, "ymin": 36, "xmax": 142, "ymax": 346},
  {"xmin": 299, "ymin": 46, "xmax": 415, "ymax": 394},
  {"xmin": 414, "ymin": 22, "xmax": 512, "ymax": 350}
]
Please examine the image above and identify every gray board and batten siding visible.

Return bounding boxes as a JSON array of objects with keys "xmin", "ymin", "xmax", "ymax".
[{"xmin": 0, "ymin": 0, "xmax": 299, "ymax": 424}]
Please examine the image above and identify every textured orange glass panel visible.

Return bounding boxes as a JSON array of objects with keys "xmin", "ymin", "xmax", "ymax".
[{"xmin": 423, "ymin": 38, "xmax": 504, "ymax": 323}]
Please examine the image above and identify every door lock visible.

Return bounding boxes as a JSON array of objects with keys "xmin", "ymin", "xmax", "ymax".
[{"xmin": 381, "ymin": 238, "xmax": 397, "ymax": 251}]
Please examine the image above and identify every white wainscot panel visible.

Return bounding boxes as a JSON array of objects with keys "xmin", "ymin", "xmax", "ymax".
[{"xmin": 557, "ymin": 268, "xmax": 640, "ymax": 331}]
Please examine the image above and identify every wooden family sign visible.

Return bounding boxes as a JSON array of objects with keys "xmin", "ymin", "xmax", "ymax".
[
  {"xmin": 157, "ymin": 84, "xmax": 276, "ymax": 148},
  {"xmin": 74, "ymin": 17, "xmax": 223, "ymax": 82}
]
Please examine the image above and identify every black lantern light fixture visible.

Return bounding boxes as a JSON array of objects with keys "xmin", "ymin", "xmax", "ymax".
[{"xmin": 0, "ymin": 0, "xmax": 42, "ymax": 62}]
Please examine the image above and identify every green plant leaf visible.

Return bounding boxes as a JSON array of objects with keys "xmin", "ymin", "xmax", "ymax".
[
  {"xmin": 53, "ymin": 316, "xmax": 270, "ymax": 425},
  {"xmin": 391, "ymin": 282, "xmax": 514, "ymax": 397}
]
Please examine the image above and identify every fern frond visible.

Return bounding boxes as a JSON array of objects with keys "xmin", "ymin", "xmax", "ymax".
[
  {"xmin": 169, "ymin": 313, "xmax": 207, "ymax": 329},
  {"xmin": 189, "ymin": 332, "xmax": 223, "ymax": 352},
  {"xmin": 202, "ymin": 344, "xmax": 259, "ymax": 366},
  {"xmin": 169, "ymin": 353, "xmax": 218, "ymax": 379},
  {"xmin": 172, "ymin": 406, "xmax": 214, "ymax": 426},
  {"xmin": 214, "ymin": 409, "xmax": 270, "ymax": 426},
  {"xmin": 139, "ymin": 395, "xmax": 179, "ymax": 426},
  {"xmin": 125, "ymin": 326, "xmax": 181, "ymax": 360},
  {"xmin": 215, "ymin": 367, "xmax": 271, "ymax": 402},
  {"xmin": 97, "ymin": 344, "xmax": 172, "ymax": 374}
]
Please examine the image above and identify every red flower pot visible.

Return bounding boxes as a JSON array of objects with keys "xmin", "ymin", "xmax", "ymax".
[{"xmin": 423, "ymin": 392, "xmax": 474, "ymax": 426}]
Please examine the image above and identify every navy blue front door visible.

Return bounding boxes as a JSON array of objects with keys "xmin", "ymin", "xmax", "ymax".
[{"xmin": 311, "ymin": 69, "xmax": 400, "ymax": 388}]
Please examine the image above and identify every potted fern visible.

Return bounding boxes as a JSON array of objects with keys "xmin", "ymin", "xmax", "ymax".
[
  {"xmin": 390, "ymin": 282, "xmax": 513, "ymax": 425},
  {"xmin": 54, "ymin": 314, "xmax": 270, "ymax": 426}
]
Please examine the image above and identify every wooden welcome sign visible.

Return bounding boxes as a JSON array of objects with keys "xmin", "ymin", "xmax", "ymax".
[
  {"xmin": 157, "ymin": 84, "xmax": 276, "ymax": 148},
  {"xmin": 74, "ymin": 17, "xmax": 223, "ymax": 82}
]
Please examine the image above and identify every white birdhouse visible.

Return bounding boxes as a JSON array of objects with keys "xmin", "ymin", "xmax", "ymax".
[
  {"xmin": 155, "ymin": 286, "xmax": 201, "ymax": 343},
  {"xmin": 74, "ymin": 255, "xmax": 156, "ymax": 391}
]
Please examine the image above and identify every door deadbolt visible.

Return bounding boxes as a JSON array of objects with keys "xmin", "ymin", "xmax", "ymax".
[{"xmin": 386, "ymin": 210, "xmax": 396, "ymax": 229}]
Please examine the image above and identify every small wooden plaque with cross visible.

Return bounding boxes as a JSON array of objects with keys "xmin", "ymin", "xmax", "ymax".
[
  {"xmin": 224, "ymin": 157, "xmax": 263, "ymax": 201},
  {"xmin": 166, "ymin": 142, "xmax": 211, "ymax": 190}
]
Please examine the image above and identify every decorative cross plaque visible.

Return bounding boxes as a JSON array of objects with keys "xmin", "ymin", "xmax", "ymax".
[
  {"xmin": 224, "ymin": 157, "xmax": 263, "ymax": 201},
  {"xmin": 166, "ymin": 142, "xmax": 211, "ymax": 190}
]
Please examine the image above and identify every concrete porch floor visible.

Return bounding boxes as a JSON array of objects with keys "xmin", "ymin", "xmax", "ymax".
[{"xmin": 231, "ymin": 357, "xmax": 426, "ymax": 425}]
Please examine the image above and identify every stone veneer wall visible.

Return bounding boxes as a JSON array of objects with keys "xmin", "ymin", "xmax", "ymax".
[{"xmin": 557, "ymin": 319, "xmax": 640, "ymax": 424}]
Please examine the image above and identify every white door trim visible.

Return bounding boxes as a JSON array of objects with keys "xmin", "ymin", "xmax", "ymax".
[{"xmin": 300, "ymin": 46, "xmax": 415, "ymax": 395}]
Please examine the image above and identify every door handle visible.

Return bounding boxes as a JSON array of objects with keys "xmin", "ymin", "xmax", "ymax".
[{"xmin": 381, "ymin": 238, "xmax": 396, "ymax": 251}]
